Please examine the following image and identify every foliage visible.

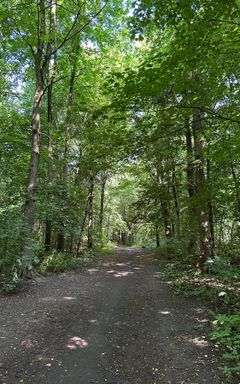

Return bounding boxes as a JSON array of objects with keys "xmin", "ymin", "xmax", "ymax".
[
  {"xmin": 211, "ymin": 314, "xmax": 240, "ymax": 375},
  {"xmin": 40, "ymin": 251, "xmax": 95, "ymax": 274},
  {"xmin": 161, "ymin": 258, "xmax": 240, "ymax": 376},
  {"xmin": 204, "ymin": 256, "xmax": 240, "ymax": 281},
  {"xmin": 155, "ymin": 239, "xmax": 188, "ymax": 260}
]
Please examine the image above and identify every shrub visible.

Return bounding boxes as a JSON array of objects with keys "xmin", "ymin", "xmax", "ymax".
[
  {"xmin": 39, "ymin": 251, "xmax": 95, "ymax": 274},
  {"xmin": 211, "ymin": 314, "xmax": 240, "ymax": 375}
]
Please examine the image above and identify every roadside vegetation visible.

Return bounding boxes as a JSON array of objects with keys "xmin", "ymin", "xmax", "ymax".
[{"xmin": 0, "ymin": 0, "xmax": 239, "ymax": 379}]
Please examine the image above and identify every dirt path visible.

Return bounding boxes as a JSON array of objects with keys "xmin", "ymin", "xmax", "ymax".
[{"xmin": 0, "ymin": 248, "xmax": 228, "ymax": 384}]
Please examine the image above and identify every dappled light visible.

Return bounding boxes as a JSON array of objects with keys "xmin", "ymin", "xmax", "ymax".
[
  {"xmin": 180, "ymin": 336, "xmax": 210, "ymax": 348},
  {"xmin": 159, "ymin": 310, "xmax": 171, "ymax": 315},
  {"xmin": 63, "ymin": 296, "xmax": 76, "ymax": 300},
  {"xmin": 106, "ymin": 270, "xmax": 134, "ymax": 278},
  {"xmin": 1, "ymin": 0, "xmax": 240, "ymax": 381},
  {"xmin": 114, "ymin": 271, "xmax": 134, "ymax": 278},
  {"xmin": 21, "ymin": 339, "xmax": 34, "ymax": 349},
  {"xmin": 66, "ymin": 336, "xmax": 89, "ymax": 350},
  {"xmin": 87, "ymin": 268, "xmax": 99, "ymax": 274},
  {"xmin": 88, "ymin": 319, "xmax": 97, "ymax": 325}
]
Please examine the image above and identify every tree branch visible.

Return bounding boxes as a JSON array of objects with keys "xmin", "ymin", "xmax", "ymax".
[{"xmin": 47, "ymin": 1, "xmax": 108, "ymax": 59}]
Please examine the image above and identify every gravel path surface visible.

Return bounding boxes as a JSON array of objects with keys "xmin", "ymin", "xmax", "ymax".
[{"xmin": 0, "ymin": 248, "xmax": 228, "ymax": 383}]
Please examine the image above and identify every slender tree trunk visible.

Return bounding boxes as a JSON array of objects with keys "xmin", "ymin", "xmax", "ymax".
[
  {"xmin": 207, "ymin": 159, "xmax": 215, "ymax": 254},
  {"xmin": 99, "ymin": 173, "xmax": 107, "ymax": 239},
  {"xmin": 157, "ymin": 167, "xmax": 172, "ymax": 240},
  {"xmin": 57, "ymin": 62, "xmax": 77, "ymax": 252},
  {"xmin": 230, "ymin": 158, "xmax": 240, "ymax": 220},
  {"xmin": 185, "ymin": 121, "xmax": 197, "ymax": 254},
  {"xmin": 45, "ymin": 73, "xmax": 54, "ymax": 252},
  {"xmin": 87, "ymin": 176, "xmax": 94, "ymax": 249},
  {"xmin": 76, "ymin": 204, "xmax": 88, "ymax": 255},
  {"xmin": 192, "ymin": 110, "xmax": 212, "ymax": 268},
  {"xmin": 23, "ymin": 76, "xmax": 44, "ymax": 272},
  {"xmin": 172, "ymin": 161, "xmax": 180, "ymax": 238},
  {"xmin": 155, "ymin": 221, "xmax": 160, "ymax": 247},
  {"xmin": 45, "ymin": 0, "xmax": 57, "ymax": 252}
]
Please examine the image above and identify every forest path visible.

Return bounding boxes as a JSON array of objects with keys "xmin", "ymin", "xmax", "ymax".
[{"xmin": 0, "ymin": 247, "xmax": 226, "ymax": 384}]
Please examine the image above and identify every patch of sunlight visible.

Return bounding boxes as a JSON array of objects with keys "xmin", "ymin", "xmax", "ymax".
[
  {"xmin": 115, "ymin": 263, "xmax": 127, "ymax": 266},
  {"xmin": 41, "ymin": 297, "xmax": 57, "ymax": 301},
  {"xmin": 63, "ymin": 296, "xmax": 76, "ymax": 300},
  {"xmin": 159, "ymin": 310, "xmax": 171, "ymax": 315},
  {"xmin": 67, "ymin": 336, "xmax": 88, "ymax": 350},
  {"xmin": 106, "ymin": 270, "xmax": 116, "ymax": 274},
  {"xmin": 87, "ymin": 268, "xmax": 98, "ymax": 274},
  {"xmin": 197, "ymin": 318, "xmax": 209, "ymax": 323},
  {"xmin": 88, "ymin": 319, "xmax": 97, "ymax": 324},
  {"xmin": 114, "ymin": 271, "xmax": 134, "ymax": 277},
  {"xmin": 21, "ymin": 339, "xmax": 34, "ymax": 349},
  {"xmin": 180, "ymin": 336, "xmax": 209, "ymax": 348}
]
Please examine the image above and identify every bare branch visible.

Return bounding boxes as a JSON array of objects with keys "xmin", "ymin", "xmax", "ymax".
[
  {"xmin": 10, "ymin": 16, "xmax": 36, "ymax": 56},
  {"xmin": 175, "ymin": 104, "xmax": 240, "ymax": 124},
  {"xmin": 47, "ymin": 1, "xmax": 108, "ymax": 59}
]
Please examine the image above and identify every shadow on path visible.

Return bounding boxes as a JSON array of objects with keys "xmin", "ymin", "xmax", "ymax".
[{"xmin": 0, "ymin": 247, "xmax": 226, "ymax": 383}]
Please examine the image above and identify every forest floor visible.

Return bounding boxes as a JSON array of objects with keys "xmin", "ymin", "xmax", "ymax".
[{"xmin": 0, "ymin": 247, "xmax": 232, "ymax": 384}]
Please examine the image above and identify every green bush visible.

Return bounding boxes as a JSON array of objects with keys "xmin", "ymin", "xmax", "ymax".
[
  {"xmin": 39, "ymin": 251, "xmax": 95, "ymax": 274},
  {"xmin": 156, "ymin": 239, "xmax": 187, "ymax": 259},
  {"xmin": 211, "ymin": 314, "xmax": 240, "ymax": 375},
  {"xmin": 204, "ymin": 256, "xmax": 240, "ymax": 280}
]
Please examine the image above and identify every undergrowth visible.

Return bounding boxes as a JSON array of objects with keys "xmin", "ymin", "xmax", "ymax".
[
  {"xmin": 158, "ymin": 250, "xmax": 240, "ymax": 380},
  {"xmin": 39, "ymin": 250, "xmax": 95, "ymax": 274}
]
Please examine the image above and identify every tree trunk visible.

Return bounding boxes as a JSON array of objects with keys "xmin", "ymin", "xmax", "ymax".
[
  {"xmin": 207, "ymin": 159, "xmax": 215, "ymax": 255},
  {"xmin": 99, "ymin": 173, "xmax": 107, "ymax": 239},
  {"xmin": 185, "ymin": 121, "xmax": 197, "ymax": 254},
  {"xmin": 230, "ymin": 158, "xmax": 240, "ymax": 220},
  {"xmin": 76, "ymin": 204, "xmax": 88, "ymax": 255},
  {"xmin": 45, "ymin": 0, "xmax": 57, "ymax": 252},
  {"xmin": 172, "ymin": 161, "xmax": 180, "ymax": 238},
  {"xmin": 192, "ymin": 110, "xmax": 212, "ymax": 268},
  {"xmin": 22, "ymin": 77, "xmax": 44, "ymax": 273},
  {"xmin": 44, "ymin": 71, "xmax": 54, "ymax": 253},
  {"xmin": 157, "ymin": 167, "xmax": 173, "ymax": 240},
  {"xmin": 56, "ymin": 62, "xmax": 77, "ymax": 252},
  {"xmin": 87, "ymin": 176, "xmax": 94, "ymax": 249},
  {"xmin": 155, "ymin": 221, "xmax": 160, "ymax": 247}
]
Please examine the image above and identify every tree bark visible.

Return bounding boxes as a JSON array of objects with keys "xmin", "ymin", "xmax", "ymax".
[
  {"xmin": 45, "ymin": 0, "xmax": 57, "ymax": 252},
  {"xmin": 99, "ymin": 173, "xmax": 107, "ymax": 239},
  {"xmin": 207, "ymin": 159, "xmax": 215, "ymax": 254},
  {"xmin": 155, "ymin": 221, "xmax": 160, "ymax": 247},
  {"xmin": 192, "ymin": 110, "xmax": 212, "ymax": 268},
  {"xmin": 76, "ymin": 204, "xmax": 88, "ymax": 255},
  {"xmin": 87, "ymin": 176, "xmax": 94, "ymax": 249},
  {"xmin": 57, "ymin": 61, "xmax": 77, "ymax": 252},
  {"xmin": 157, "ymin": 167, "xmax": 173, "ymax": 240},
  {"xmin": 22, "ymin": 71, "xmax": 44, "ymax": 273},
  {"xmin": 171, "ymin": 161, "xmax": 180, "ymax": 238},
  {"xmin": 185, "ymin": 121, "xmax": 197, "ymax": 254}
]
